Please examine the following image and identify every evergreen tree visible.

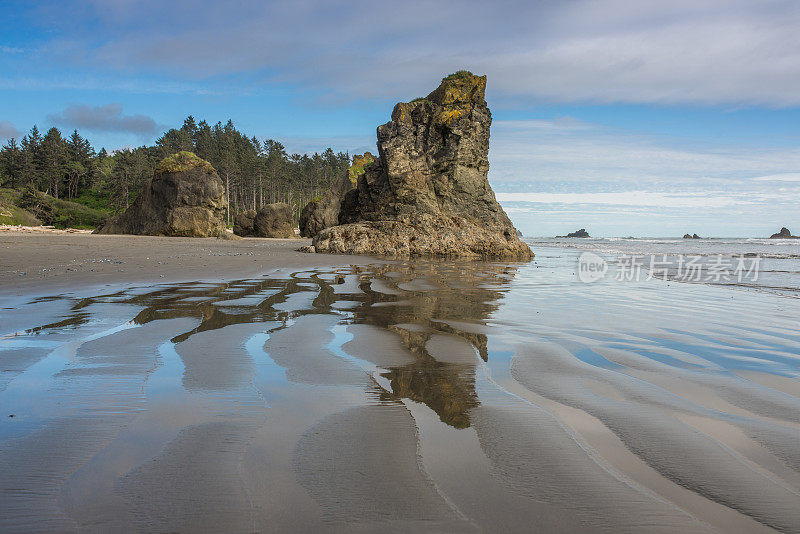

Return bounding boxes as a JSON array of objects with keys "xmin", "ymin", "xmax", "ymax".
[
  {"xmin": 4, "ymin": 115, "xmax": 351, "ymax": 225},
  {"xmin": 19, "ymin": 126, "xmax": 42, "ymax": 189},
  {"xmin": 0, "ymin": 138, "xmax": 22, "ymax": 188},
  {"xmin": 40, "ymin": 127, "xmax": 65, "ymax": 198}
]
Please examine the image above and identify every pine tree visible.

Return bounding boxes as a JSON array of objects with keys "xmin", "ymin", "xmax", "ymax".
[{"xmin": 0, "ymin": 138, "xmax": 22, "ymax": 188}]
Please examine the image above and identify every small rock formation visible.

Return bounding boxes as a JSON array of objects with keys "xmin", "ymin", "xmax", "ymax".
[
  {"xmin": 312, "ymin": 71, "xmax": 531, "ymax": 259},
  {"xmin": 95, "ymin": 152, "xmax": 228, "ymax": 237},
  {"xmin": 683, "ymin": 233, "xmax": 701, "ymax": 239},
  {"xmin": 299, "ymin": 153, "xmax": 375, "ymax": 238},
  {"xmin": 557, "ymin": 229, "xmax": 590, "ymax": 238},
  {"xmin": 234, "ymin": 203, "xmax": 295, "ymax": 238},
  {"xmin": 233, "ymin": 210, "xmax": 257, "ymax": 237},
  {"xmin": 254, "ymin": 203, "xmax": 295, "ymax": 238},
  {"xmin": 770, "ymin": 227, "xmax": 798, "ymax": 239}
]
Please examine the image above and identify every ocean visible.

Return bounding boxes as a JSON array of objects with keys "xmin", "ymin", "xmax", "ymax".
[{"xmin": 524, "ymin": 236, "xmax": 800, "ymax": 296}]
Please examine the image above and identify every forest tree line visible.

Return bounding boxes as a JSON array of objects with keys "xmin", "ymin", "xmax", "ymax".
[{"xmin": 0, "ymin": 116, "xmax": 353, "ymax": 224}]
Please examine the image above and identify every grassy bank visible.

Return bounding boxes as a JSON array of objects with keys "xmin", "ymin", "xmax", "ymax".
[{"xmin": 0, "ymin": 188, "xmax": 112, "ymax": 229}]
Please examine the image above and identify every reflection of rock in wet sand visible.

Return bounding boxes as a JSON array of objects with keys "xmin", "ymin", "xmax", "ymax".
[
  {"xmin": 19, "ymin": 262, "xmax": 512, "ymax": 434},
  {"xmin": 342, "ymin": 262, "xmax": 518, "ymax": 427},
  {"xmin": 11, "ymin": 256, "xmax": 799, "ymax": 532}
]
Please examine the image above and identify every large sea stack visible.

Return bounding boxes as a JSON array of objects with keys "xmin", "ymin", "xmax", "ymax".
[
  {"xmin": 95, "ymin": 151, "xmax": 228, "ymax": 238},
  {"xmin": 311, "ymin": 71, "xmax": 532, "ymax": 259}
]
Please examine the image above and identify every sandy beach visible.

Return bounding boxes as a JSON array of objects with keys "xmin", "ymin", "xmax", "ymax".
[
  {"xmin": 1, "ymin": 235, "xmax": 800, "ymax": 532},
  {"xmin": 0, "ymin": 231, "xmax": 372, "ymax": 295}
]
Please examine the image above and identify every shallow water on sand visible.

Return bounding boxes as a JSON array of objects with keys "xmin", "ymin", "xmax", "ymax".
[{"xmin": 1, "ymin": 248, "xmax": 799, "ymax": 532}]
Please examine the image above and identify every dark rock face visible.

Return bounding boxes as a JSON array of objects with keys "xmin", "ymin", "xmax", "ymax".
[
  {"xmin": 558, "ymin": 229, "xmax": 590, "ymax": 238},
  {"xmin": 233, "ymin": 204, "xmax": 295, "ymax": 238},
  {"xmin": 770, "ymin": 227, "xmax": 798, "ymax": 239},
  {"xmin": 313, "ymin": 72, "xmax": 531, "ymax": 259},
  {"xmin": 683, "ymin": 233, "xmax": 701, "ymax": 239},
  {"xmin": 95, "ymin": 152, "xmax": 227, "ymax": 238},
  {"xmin": 233, "ymin": 210, "xmax": 257, "ymax": 237},
  {"xmin": 253, "ymin": 203, "xmax": 295, "ymax": 238},
  {"xmin": 299, "ymin": 200, "xmax": 332, "ymax": 238},
  {"xmin": 299, "ymin": 153, "xmax": 375, "ymax": 238}
]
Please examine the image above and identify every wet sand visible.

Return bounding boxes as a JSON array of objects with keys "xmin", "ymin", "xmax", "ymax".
[{"xmin": 1, "ymin": 238, "xmax": 800, "ymax": 532}]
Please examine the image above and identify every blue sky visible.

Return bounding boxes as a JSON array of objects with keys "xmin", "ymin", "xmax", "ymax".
[{"xmin": 2, "ymin": 0, "xmax": 800, "ymax": 237}]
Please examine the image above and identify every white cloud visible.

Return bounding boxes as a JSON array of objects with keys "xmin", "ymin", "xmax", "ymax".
[
  {"xmin": 47, "ymin": 103, "xmax": 159, "ymax": 135},
  {"xmin": 0, "ymin": 120, "xmax": 19, "ymax": 139},
  {"xmin": 488, "ymin": 119, "xmax": 800, "ymax": 188},
  {"xmin": 751, "ymin": 173, "xmax": 800, "ymax": 182},
  {"xmin": 31, "ymin": 0, "xmax": 800, "ymax": 106},
  {"xmin": 495, "ymin": 191, "xmax": 783, "ymax": 208}
]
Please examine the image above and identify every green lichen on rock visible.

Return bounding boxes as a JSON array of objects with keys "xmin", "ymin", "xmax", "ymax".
[
  {"xmin": 155, "ymin": 151, "xmax": 215, "ymax": 174},
  {"xmin": 347, "ymin": 152, "xmax": 376, "ymax": 185},
  {"xmin": 442, "ymin": 70, "xmax": 475, "ymax": 82},
  {"xmin": 424, "ymin": 70, "xmax": 487, "ymax": 125}
]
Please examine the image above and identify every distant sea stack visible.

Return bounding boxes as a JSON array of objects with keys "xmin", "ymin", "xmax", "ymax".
[
  {"xmin": 310, "ymin": 71, "xmax": 532, "ymax": 259},
  {"xmin": 769, "ymin": 227, "xmax": 799, "ymax": 239},
  {"xmin": 683, "ymin": 233, "xmax": 701, "ymax": 239},
  {"xmin": 299, "ymin": 153, "xmax": 375, "ymax": 238},
  {"xmin": 557, "ymin": 229, "xmax": 590, "ymax": 238},
  {"xmin": 95, "ymin": 151, "xmax": 228, "ymax": 238}
]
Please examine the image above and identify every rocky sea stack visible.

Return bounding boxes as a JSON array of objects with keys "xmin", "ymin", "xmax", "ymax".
[
  {"xmin": 557, "ymin": 229, "xmax": 590, "ymax": 238},
  {"xmin": 310, "ymin": 71, "xmax": 532, "ymax": 259},
  {"xmin": 769, "ymin": 227, "xmax": 798, "ymax": 239},
  {"xmin": 95, "ymin": 151, "xmax": 228, "ymax": 238}
]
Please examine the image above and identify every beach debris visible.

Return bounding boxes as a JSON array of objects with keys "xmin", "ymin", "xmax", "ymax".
[{"xmin": 0, "ymin": 224, "xmax": 92, "ymax": 234}]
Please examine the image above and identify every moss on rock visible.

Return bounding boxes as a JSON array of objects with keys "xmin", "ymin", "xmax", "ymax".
[
  {"xmin": 347, "ymin": 152, "xmax": 376, "ymax": 185},
  {"xmin": 155, "ymin": 151, "xmax": 215, "ymax": 174}
]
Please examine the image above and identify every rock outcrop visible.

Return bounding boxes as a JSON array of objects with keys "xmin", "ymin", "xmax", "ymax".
[
  {"xmin": 254, "ymin": 203, "xmax": 295, "ymax": 238},
  {"xmin": 233, "ymin": 210, "xmax": 257, "ymax": 237},
  {"xmin": 95, "ymin": 152, "xmax": 228, "ymax": 238},
  {"xmin": 299, "ymin": 153, "xmax": 374, "ymax": 238},
  {"xmin": 234, "ymin": 203, "xmax": 295, "ymax": 238},
  {"xmin": 770, "ymin": 227, "xmax": 798, "ymax": 239},
  {"xmin": 558, "ymin": 229, "xmax": 590, "ymax": 238},
  {"xmin": 311, "ymin": 71, "xmax": 531, "ymax": 259},
  {"xmin": 683, "ymin": 233, "xmax": 701, "ymax": 239}
]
